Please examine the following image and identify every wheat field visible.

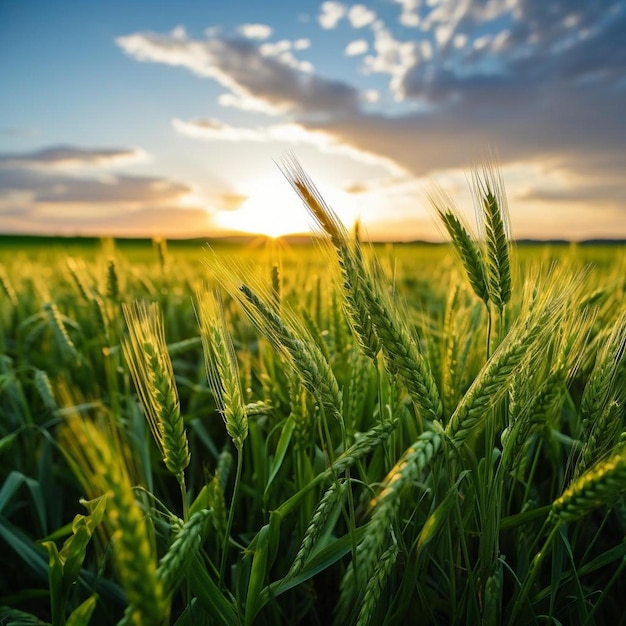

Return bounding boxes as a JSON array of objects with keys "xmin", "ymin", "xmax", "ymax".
[{"xmin": 1, "ymin": 167, "xmax": 625, "ymax": 625}]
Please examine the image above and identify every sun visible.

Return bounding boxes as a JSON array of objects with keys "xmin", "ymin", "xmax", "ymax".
[
  {"xmin": 215, "ymin": 174, "xmax": 357, "ymax": 239},
  {"xmin": 215, "ymin": 176, "xmax": 313, "ymax": 239}
]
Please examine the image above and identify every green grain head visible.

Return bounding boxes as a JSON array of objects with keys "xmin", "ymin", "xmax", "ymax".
[{"xmin": 122, "ymin": 300, "xmax": 190, "ymax": 479}]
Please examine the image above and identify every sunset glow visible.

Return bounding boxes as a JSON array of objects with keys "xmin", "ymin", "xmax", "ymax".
[{"xmin": 216, "ymin": 178, "xmax": 313, "ymax": 239}]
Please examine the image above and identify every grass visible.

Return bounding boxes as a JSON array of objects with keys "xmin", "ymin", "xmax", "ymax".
[{"xmin": 0, "ymin": 165, "xmax": 625, "ymax": 625}]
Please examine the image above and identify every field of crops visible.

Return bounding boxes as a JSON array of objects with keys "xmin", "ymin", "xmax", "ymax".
[{"xmin": 1, "ymin": 168, "xmax": 625, "ymax": 625}]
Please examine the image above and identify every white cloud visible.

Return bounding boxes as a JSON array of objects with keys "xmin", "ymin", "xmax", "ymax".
[
  {"xmin": 319, "ymin": 1, "xmax": 346, "ymax": 29},
  {"xmin": 454, "ymin": 33, "xmax": 468, "ymax": 48},
  {"xmin": 491, "ymin": 29, "xmax": 510, "ymax": 52},
  {"xmin": 299, "ymin": 60, "xmax": 315, "ymax": 73},
  {"xmin": 116, "ymin": 31, "xmax": 218, "ymax": 78},
  {"xmin": 435, "ymin": 23, "xmax": 454, "ymax": 47},
  {"xmin": 345, "ymin": 39, "xmax": 369, "ymax": 56},
  {"xmin": 259, "ymin": 39, "xmax": 315, "ymax": 72},
  {"xmin": 392, "ymin": 0, "xmax": 420, "ymax": 27},
  {"xmin": 171, "ymin": 25, "xmax": 187, "ymax": 40},
  {"xmin": 362, "ymin": 22, "xmax": 417, "ymax": 99},
  {"xmin": 363, "ymin": 89, "xmax": 380, "ymax": 102},
  {"xmin": 172, "ymin": 117, "xmax": 264, "ymax": 142},
  {"xmin": 473, "ymin": 34, "xmax": 492, "ymax": 51},
  {"xmin": 114, "ymin": 4, "xmax": 626, "ymax": 240},
  {"xmin": 260, "ymin": 39, "xmax": 292, "ymax": 56},
  {"xmin": 238, "ymin": 23, "xmax": 273, "ymax": 40},
  {"xmin": 172, "ymin": 117, "xmax": 402, "ymax": 173},
  {"xmin": 216, "ymin": 93, "xmax": 290, "ymax": 114},
  {"xmin": 253, "ymin": 38, "xmax": 315, "ymax": 72},
  {"xmin": 348, "ymin": 4, "xmax": 376, "ymax": 29}
]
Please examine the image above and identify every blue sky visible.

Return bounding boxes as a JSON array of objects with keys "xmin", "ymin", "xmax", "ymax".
[{"xmin": 1, "ymin": 0, "xmax": 625, "ymax": 240}]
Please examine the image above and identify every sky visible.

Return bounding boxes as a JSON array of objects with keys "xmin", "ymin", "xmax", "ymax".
[{"xmin": 1, "ymin": 0, "xmax": 625, "ymax": 241}]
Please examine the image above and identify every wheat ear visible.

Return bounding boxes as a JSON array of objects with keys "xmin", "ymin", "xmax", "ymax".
[
  {"xmin": 324, "ymin": 416, "xmax": 401, "ymax": 476},
  {"xmin": 239, "ymin": 282, "xmax": 344, "ymax": 424},
  {"xmin": 474, "ymin": 165, "xmax": 511, "ymax": 311},
  {"xmin": 43, "ymin": 301, "xmax": 79, "ymax": 361},
  {"xmin": 157, "ymin": 509, "xmax": 212, "ymax": 595},
  {"xmin": 280, "ymin": 157, "xmax": 380, "ymax": 360},
  {"xmin": 195, "ymin": 288, "xmax": 248, "ymax": 451},
  {"xmin": 430, "ymin": 189, "xmax": 489, "ymax": 304},
  {"xmin": 550, "ymin": 445, "xmax": 626, "ymax": 523},
  {"xmin": 281, "ymin": 158, "xmax": 441, "ymax": 422},
  {"xmin": 287, "ymin": 480, "xmax": 347, "ymax": 578},
  {"xmin": 62, "ymin": 417, "xmax": 166, "ymax": 624},
  {"xmin": 355, "ymin": 541, "xmax": 399, "ymax": 626},
  {"xmin": 0, "ymin": 265, "xmax": 18, "ymax": 307},
  {"xmin": 338, "ymin": 431, "xmax": 441, "ymax": 617},
  {"xmin": 576, "ymin": 311, "xmax": 626, "ymax": 475},
  {"xmin": 122, "ymin": 301, "xmax": 190, "ymax": 480},
  {"xmin": 444, "ymin": 280, "xmax": 570, "ymax": 447}
]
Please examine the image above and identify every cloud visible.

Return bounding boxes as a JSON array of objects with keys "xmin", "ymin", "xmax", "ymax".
[
  {"xmin": 0, "ymin": 167, "xmax": 192, "ymax": 205},
  {"xmin": 35, "ymin": 176, "xmax": 191, "ymax": 205},
  {"xmin": 348, "ymin": 5, "xmax": 376, "ymax": 29},
  {"xmin": 258, "ymin": 39, "xmax": 314, "ymax": 72},
  {"xmin": 0, "ymin": 145, "xmax": 144, "ymax": 169},
  {"xmin": 362, "ymin": 22, "xmax": 417, "ymax": 98},
  {"xmin": 398, "ymin": 3, "xmax": 626, "ymax": 105},
  {"xmin": 238, "ymin": 23, "xmax": 273, "ymax": 40},
  {"xmin": 115, "ymin": 4, "xmax": 626, "ymax": 239},
  {"xmin": 318, "ymin": 2, "xmax": 346, "ymax": 29},
  {"xmin": 303, "ymin": 78, "xmax": 626, "ymax": 179},
  {"xmin": 117, "ymin": 30, "xmax": 358, "ymax": 116},
  {"xmin": 209, "ymin": 191, "xmax": 248, "ymax": 212},
  {"xmin": 392, "ymin": 0, "xmax": 420, "ymax": 27},
  {"xmin": 172, "ymin": 117, "xmax": 263, "ymax": 142},
  {"xmin": 345, "ymin": 39, "xmax": 368, "ymax": 56},
  {"xmin": 0, "ymin": 205, "xmax": 217, "ymax": 238},
  {"xmin": 172, "ymin": 117, "xmax": 403, "ymax": 172},
  {"xmin": 0, "ymin": 144, "xmax": 219, "ymax": 236}
]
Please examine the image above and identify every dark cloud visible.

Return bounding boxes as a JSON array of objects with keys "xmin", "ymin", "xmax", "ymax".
[
  {"xmin": 516, "ymin": 179, "xmax": 626, "ymax": 207},
  {"xmin": 211, "ymin": 37, "xmax": 360, "ymax": 115},
  {"xmin": 0, "ymin": 145, "xmax": 211, "ymax": 236},
  {"xmin": 117, "ymin": 31, "xmax": 361, "ymax": 116},
  {"xmin": 401, "ymin": 1, "xmax": 626, "ymax": 103},
  {"xmin": 35, "ymin": 176, "xmax": 191, "ymax": 204},
  {"xmin": 0, "ymin": 168, "xmax": 191, "ymax": 204},
  {"xmin": 505, "ymin": 0, "xmax": 614, "ymax": 48},
  {"xmin": 0, "ymin": 145, "xmax": 141, "ymax": 168}
]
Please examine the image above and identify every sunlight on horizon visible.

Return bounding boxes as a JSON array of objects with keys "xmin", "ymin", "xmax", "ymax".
[{"xmin": 214, "ymin": 176, "xmax": 357, "ymax": 239}]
